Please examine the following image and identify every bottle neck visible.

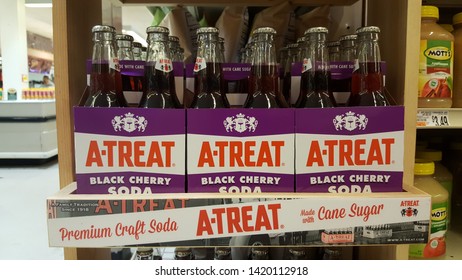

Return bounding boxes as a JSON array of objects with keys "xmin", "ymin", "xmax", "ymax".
[
  {"xmin": 197, "ymin": 33, "xmax": 221, "ymax": 63},
  {"xmin": 357, "ymin": 33, "xmax": 381, "ymax": 65},
  {"xmin": 303, "ymin": 33, "xmax": 329, "ymax": 72},
  {"xmin": 92, "ymin": 32, "xmax": 118, "ymax": 67},
  {"xmin": 252, "ymin": 33, "xmax": 277, "ymax": 65},
  {"xmin": 117, "ymin": 41, "xmax": 134, "ymax": 61},
  {"xmin": 146, "ymin": 33, "xmax": 171, "ymax": 63}
]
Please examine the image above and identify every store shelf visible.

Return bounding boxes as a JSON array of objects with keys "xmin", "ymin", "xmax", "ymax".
[
  {"xmin": 47, "ymin": 183, "xmax": 431, "ymax": 248},
  {"xmin": 0, "ymin": 100, "xmax": 57, "ymax": 159},
  {"xmin": 417, "ymin": 108, "xmax": 462, "ymax": 129},
  {"xmin": 118, "ymin": 0, "xmax": 359, "ymax": 6}
]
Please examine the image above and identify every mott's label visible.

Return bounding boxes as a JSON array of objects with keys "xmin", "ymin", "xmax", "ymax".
[
  {"xmin": 296, "ymin": 107, "xmax": 404, "ymax": 193},
  {"xmin": 418, "ymin": 40, "xmax": 453, "ymax": 98},
  {"xmin": 409, "ymin": 201, "xmax": 447, "ymax": 259},
  {"xmin": 74, "ymin": 108, "xmax": 186, "ymax": 194},
  {"xmin": 187, "ymin": 109, "xmax": 295, "ymax": 193}
]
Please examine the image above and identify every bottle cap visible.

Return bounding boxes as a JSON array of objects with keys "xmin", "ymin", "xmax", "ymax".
[
  {"xmin": 115, "ymin": 34, "xmax": 133, "ymax": 41},
  {"xmin": 304, "ymin": 27, "xmax": 329, "ymax": 35},
  {"xmin": 146, "ymin": 26, "xmax": 170, "ymax": 34},
  {"xmin": 327, "ymin": 41, "xmax": 340, "ymax": 47},
  {"xmin": 289, "ymin": 248, "xmax": 306, "ymax": 256},
  {"xmin": 197, "ymin": 27, "xmax": 219, "ymax": 34},
  {"xmin": 92, "ymin": 25, "xmax": 115, "ymax": 33},
  {"xmin": 297, "ymin": 37, "xmax": 306, "ymax": 43},
  {"xmin": 252, "ymin": 27, "xmax": 277, "ymax": 35},
  {"xmin": 339, "ymin": 34, "xmax": 358, "ymax": 41},
  {"xmin": 356, "ymin": 26, "xmax": 381, "ymax": 34},
  {"xmin": 453, "ymin": 12, "xmax": 462, "ymax": 25},
  {"xmin": 168, "ymin": 36, "xmax": 180, "ymax": 42},
  {"xmin": 421, "ymin": 5, "xmax": 439, "ymax": 19},
  {"xmin": 414, "ymin": 159, "xmax": 435, "ymax": 175},
  {"xmin": 287, "ymin": 43, "xmax": 299, "ymax": 49},
  {"xmin": 133, "ymin": 42, "xmax": 142, "ymax": 48},
  {"xmin": 415, "ymin": 149, "xmax": 442, "ymax": 162}
]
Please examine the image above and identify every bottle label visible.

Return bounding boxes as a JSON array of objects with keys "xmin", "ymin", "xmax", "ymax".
[
  {"xmin": 155, "ymin": 58, "xmax": 173, "ymax": 73},
  {"xmin": 110, "ymin": 57, "xmax": 120, "ymax": 72},
  {"xmin": 409, "ymin": 200, "xmax": 447, "ymax": 258},
  {"xmin": 418, "ymin": 40, "xmax": 453, "ymax": 99},
  {"xmin": 194, "ymin": 57, "xmax": 207, "ymax": 72},
  {"xmin": 302, "ymin": 58, "xmax": 312, "ymax": 73}
]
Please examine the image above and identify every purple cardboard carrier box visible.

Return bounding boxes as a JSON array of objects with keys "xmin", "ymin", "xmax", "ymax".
[
  {"xmin": 296, "ymin": 106, "xmax": 404, "ymax": 193},
  {"xmin": 74, "ymin": 107, "xmax": 186, "ymax": 194},
  {"xmin": 187, "ymin": 108, "xmax": 295, "ymax": 193}
]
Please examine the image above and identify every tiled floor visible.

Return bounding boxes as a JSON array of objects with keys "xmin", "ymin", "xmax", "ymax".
[{"xmin": 0, "ymin": 158, "xmax": 64, "ymax": 260}]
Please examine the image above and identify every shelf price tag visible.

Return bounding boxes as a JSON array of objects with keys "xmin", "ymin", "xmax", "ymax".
[{"xmin": 416, "ymin": 110, "xmax": 450, "ymax": 127}]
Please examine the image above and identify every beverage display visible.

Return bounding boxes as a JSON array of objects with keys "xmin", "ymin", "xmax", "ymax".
[
  {"xmin": 327, "ymin": 41, "xmax": 340, "ymax": 62},
  {"xmin": 409, "ymin": 160, "xmax": 448, "ymax": 260},
  {"xmin": 452, "ymin": 12, "xmax": 462, "ymax": 107},
  {"xmin": 84, "ymin": 25, "xmax": 126, "ymax": 107},
  {"xmin": 295, "ymin": 27, "xmax": 335, "ymax": 108},
  {"xmin": 347, "ymin": 26, "xmax": 389, "ymax": 107},
  {"xmin": 168, "ymin": 36, "xmax": 181, "ymax": 62},
  {"xmin": 138, "ymin": 26, "xmax": 181, "ymax": 108},
  {"xmin": 418, "ymin": 6, "xmax": 453, "ymax": 108},
  {"xmin": 190, "ymin": 27, "xmax": 230, "ymax": 108},
  {"xmin": 244, "ymin": 27, "xmax": 288, "ymax": 108},
  {"xmin": 288, "ymin": 247, "xmax": 308, "ymax": 260}
]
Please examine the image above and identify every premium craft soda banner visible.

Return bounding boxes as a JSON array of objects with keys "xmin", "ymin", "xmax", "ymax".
[
  {"xmin": 296, "ymin": 106, "xmax": 405, "ymax": 193},
  {"xmin": 74, "ymin": 107, "xmax": 186, "ymax": 194},
  {"xmin": 187, "ymin": 108, "xmax": 295, "ymax": 193},
  {"xmin": 47, "ymin": 186, "xmax": 430, "ymax": 247}
]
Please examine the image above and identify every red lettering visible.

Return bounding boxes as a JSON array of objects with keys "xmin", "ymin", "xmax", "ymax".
[
  {"xmin": 241, "ymin": 206, "xmax": 254, "ymax": 231},
  {"xmin": 267, "ymin": 203, "xmax": 281, "ymax": 230},
  {"xmin": 148, "ymin": 200, "xmax": 159, "ymax": 211},
  {"xmin": 367, "ymin": 139, "xmax": 383, "ymax": 165},
  {"xmin": 254, "ymin": 205, "xmax": 271, "ymax": 231},
  {"xmin": 339, "ymin": 140, "xmax": 353, "ymax": 166},
  {"xmin": 354, "ymin": 139, "xmax": 366, "ymax": 165},
  {"xmin": 164, "ymin": 199, "xmax": 175, "ymax": 209},
  {"xmin": 216, "ymin": 141, "xmax": 228, "ymax": 167},
  {"xmin": 133, "ymin": 141, "xmax": 145, "ymax": 167},
  {"xmin": 212, "ymin": 208, "xmax": 226, "ymax": 234},
  {"xmin": 133, "ymin": 200, "xmax": 146, "ymax": 212},
  {"xmin": 230, "ymin": 142, "xmax": 244, "ymax": 167},
  {"xmin": 244, "ymin": 141, "xmax": 256, "ymax": 167},
  {"xmin": 307, "ymin": 141, "xmax": 323, "ymax": 167},
  {"xmin": 196, "ymin": 210, "xmax": 213, "ymax": 236},
  {"xmin": 86, "ymin": 141, "xmax": 103, "ymax": 167},
  {"xmin": 382, "ymin": 138, "xmax": 395, "ymax": 164},
  {"xmin": 95, "ymin": 200, "xmax": 113, "ymax": 214},
  {"xmin": 324, "ymin": 140, "xmax": 337, "ymax": 166},
  {"xmin": 146, "ymin": 142, "xmax": 163, "ymax": 167},
  {"xmin": 103, "ymin": 141, "xmax": 116, "ymax": 167},
  {"xmin": 198, "ymin": 142, "xmax": 214, "ymax": 167},
  {"xmin": 226, "ymin": 207, "xmax": 243, "ymax": 233},
  {"xmin": 118, "ymin": 141, "xmax": 133, "ymax": 167},
  {"xmin": 162, "ymin": 141, "xmax": 174, "ymax": 167}
]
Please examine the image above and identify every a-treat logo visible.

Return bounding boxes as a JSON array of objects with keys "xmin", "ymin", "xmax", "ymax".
[
  {"xmin": 196, "ymin": 203, "xmax": 282, "ymax": 236},
  {"xmin": 333, "ymin": 111, "xmax": 368, "ymax": 131},
  {"xmin": 223, "ymin": 113, "xmax": 258, "ymax": 133},
  {"xmin": 112, "ymin": 113, "xmax": 148, "ymax": 133}
]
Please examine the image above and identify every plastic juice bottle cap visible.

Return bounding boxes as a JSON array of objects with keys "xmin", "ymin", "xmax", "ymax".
[
  {"xmin": 421, "ymin": 6, "xmax": 439, "ymax": 19},
  {"xmin": 415, "ymin": 149, "xmax": 443, "ymax": 162},
  {"xmin": 414, "ymin": 159, "xmax": 435, "ymax": 175},
  {"xmin": 453, "ymin": 12, "xmax": 462, "ymax": 25}
]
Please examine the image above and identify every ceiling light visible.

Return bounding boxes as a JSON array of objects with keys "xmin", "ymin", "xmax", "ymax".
[{"xmin": 25, "ymin": 3, "xmax": 52, "ymax": 8}]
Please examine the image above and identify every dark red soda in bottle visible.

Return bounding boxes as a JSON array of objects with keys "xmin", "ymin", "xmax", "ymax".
[
  {"xmin": 282, "ymin": 43, "xmax": 299, "ymax": 106},
  {"xmin": 329, "ymin": 34, "xmax": 356, "ymax": 106},
  {"xmin": 190, "ymin": 27, "xmax": 230, "ymax": 108},
  {"xmin": 244, "ymin": 27, "xmax": 288, "ymax": 108},
  {"xmin": 84, "ymin": 25, "xmax": 126, "ymax": 107},
  {"xmin": 295, "ymin": 27, "xmax": 335, "ymax": 108},
  {"xmin": 347, "ymin": 26, "xmax": 389, "ymax": 106},
  {"xmin": 139, "ymin": 26, "xmax": 181, "ymax": 108}
]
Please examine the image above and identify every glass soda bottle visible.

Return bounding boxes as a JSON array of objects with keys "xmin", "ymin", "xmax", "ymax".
[
  {"xmin": 168, "ymin": 36, "xmax": 181, "ymax": 62},
  {"xmin": 347, "ymin": 26, "xmax": 390, "ymax": 106},
  {"xmin": 190, "ymin": 27, "xmax": 230, "ymax": 108},
  {"xmin": 327, "ymin": 41, "xmax": 340, "ymax": 63},
  {"xmin": 331, "ymin": 34, "xmax": 357, "ymax": 106},
  {"xmin": 288, "ymin": 247, "xmax": 308, "ymax": 260},
  {"xmin": 295, "ymin": 27, "xmax": 335, "ymax": 108},
  {"xmin": 174, "ymin": 247, "xmax": 194, "ymax": 260},
  {"xmin": 132, "ymin": 42, "xmax": 143, "ymax": 61},
  {"xmin": 116, "ymin": 34, "xmax": 134, "ymax": 60},
  {"xmin": 138, "ymin": 26, "xmax": 181, "ymax": 108},
  {"xmin": 134, "ymin": 247, "xmax": 154, "ymax": 260},
  {"xmin": 84, "ymin": 25, "xmax": 126, "ymax": 107},
  {"xmin": 244, "ymin": 27, "xmax": 288, "ymax": 108},
  {"xmin": 282, "ymin": 43, "xmax": 299, "ymax": 105}
]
